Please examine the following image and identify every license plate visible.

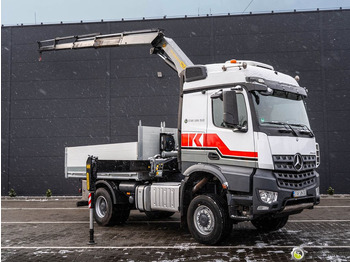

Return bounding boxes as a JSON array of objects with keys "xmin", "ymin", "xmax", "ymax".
[{"xmin": 293, "ymin": 189, "xmax": 307, "ymax": 198}]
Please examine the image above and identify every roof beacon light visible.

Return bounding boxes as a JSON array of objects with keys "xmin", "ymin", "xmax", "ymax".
[{"xmin": 222, "ymin": 59, "xmax": 248, "ymax": 71}]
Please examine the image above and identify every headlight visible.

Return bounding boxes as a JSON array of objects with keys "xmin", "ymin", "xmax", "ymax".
[{"xmin": 259, "ymin": 190, "xmax": 278, "ymax": 204}]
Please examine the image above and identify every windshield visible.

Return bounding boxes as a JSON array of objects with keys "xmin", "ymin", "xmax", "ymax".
[{"xmin": 251, "ymin": 90, "xmax": 310, "ymax": 128}]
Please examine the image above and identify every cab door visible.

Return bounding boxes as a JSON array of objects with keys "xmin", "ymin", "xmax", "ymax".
[
  {"xmin": 181, "ymin": 90, "xmax": 208, "ymax": 165},
  {"xmin": 206, "ymin": 88, "xmax": 257, "ymax": 168}
]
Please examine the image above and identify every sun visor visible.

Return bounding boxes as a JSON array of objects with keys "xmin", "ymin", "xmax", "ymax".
[{"xmin": 246, "ymin": 77, "xmax": 307, "ymax": 97}]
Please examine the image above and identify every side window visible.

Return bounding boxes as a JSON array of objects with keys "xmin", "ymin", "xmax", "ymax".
[{"xmin": 212, "ymin": 93, "xmax": 248, "ymax": 128}]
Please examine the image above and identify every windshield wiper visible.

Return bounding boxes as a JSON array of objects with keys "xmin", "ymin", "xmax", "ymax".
[
  {"xmin": 289, "ymin": 123, "xmax": 315, "ymax": 137},
  {"xmin": 263, "ymin": 121, "xmax": 299, "ymax": 137}
]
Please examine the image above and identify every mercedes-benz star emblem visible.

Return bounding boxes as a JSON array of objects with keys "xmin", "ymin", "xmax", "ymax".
[{"xmin": 293, "ymin": 153, "xmax": 303, "ymax": 171}]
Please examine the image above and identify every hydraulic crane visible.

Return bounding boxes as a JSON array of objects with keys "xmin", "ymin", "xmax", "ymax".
[{"xmin": 38, "ymin": 28, "xmax": 193, "ymax": 75}]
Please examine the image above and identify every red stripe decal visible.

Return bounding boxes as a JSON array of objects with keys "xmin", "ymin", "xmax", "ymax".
[
  {"xmin": 181, "ymin": 133, "xmax": 189, "ymax": 147},
  {"xmin": 181, "ymin": 133, "xmax": 258, "ymax": 158}
]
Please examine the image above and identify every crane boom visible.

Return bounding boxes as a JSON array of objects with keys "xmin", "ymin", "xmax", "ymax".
[{"xmin": 38, "ymin": 29, "xmax": 193, "ymax": 75}]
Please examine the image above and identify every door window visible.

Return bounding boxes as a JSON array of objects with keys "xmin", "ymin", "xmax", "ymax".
[{"xmin": 212, "ymin": 93, "xmax": 248, "ymax": 128}]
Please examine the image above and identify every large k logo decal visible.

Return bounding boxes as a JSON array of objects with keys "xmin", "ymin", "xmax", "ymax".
[{"xmin": 184, "ymin": 133, "xmax": 203, "ymax": 147}]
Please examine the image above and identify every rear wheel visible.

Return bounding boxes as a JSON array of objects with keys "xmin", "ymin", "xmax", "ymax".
[
  {"xmin": 94, "ymin": 188, "xmax": 114, "ymax": 226},
  {"xmin": 187, "ymin": 194, "xmax": 232, "ymax": 245},
  {"xmin": 94, "ymin": 187, "xmax": 130, "ymax": 226},
  {"xmin": 251, "ymin": 215, "xmax": 289, "ymax": 232}
]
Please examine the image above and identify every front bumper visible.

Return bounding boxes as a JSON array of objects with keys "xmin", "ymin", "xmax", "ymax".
[{"xmin": 227, "ymin": 168, "xmax": 320, "ymax": 221}]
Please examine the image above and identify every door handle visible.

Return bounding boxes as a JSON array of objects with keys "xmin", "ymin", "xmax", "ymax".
[{"xmin": 208, "ymin": 152, "xmax": 220, "ymax": 160}]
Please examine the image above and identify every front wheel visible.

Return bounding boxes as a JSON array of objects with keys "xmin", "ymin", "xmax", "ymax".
[
  {"xmin": 251, "ymin": 215, "xmax": 289, "ymax": 232},
  {"xmin": 187, "ymin": 194, "xmax": 232, "ymax": 245}
]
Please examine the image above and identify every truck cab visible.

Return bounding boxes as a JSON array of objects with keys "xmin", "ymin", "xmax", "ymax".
[{"xmin": 180, "ymin": 60, "xmax": 320, "ymax": 241}]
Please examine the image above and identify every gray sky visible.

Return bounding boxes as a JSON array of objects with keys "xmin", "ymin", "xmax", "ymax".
[{"xmin": 2, "ymin": 0, "xmax": 350, "ymax": 25}]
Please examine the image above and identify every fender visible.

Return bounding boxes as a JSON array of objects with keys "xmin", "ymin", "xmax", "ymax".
[
  {"xmin": 96, "ymin": 180, "xmax": 130, "ymax": 205},
  {"xmin": 180, "ymin": 163, "xmax": 255, "ymax": 209},
  {"xmin": 183, "ymin": 163, "xmax": 227, "ymax": 184}
]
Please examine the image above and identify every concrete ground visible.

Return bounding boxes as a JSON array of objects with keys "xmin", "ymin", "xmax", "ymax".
[{"xmin": 1, "ymin": 195, "xmax": 350, "ymax": 261}]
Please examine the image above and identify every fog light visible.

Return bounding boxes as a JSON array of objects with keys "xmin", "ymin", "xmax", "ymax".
[
  {"xmin": 257, "ymin": 205, "xmax": 269, "ymax": 211},
  {"xmin": 259, "ymin": 190, "xmax": 278, "ymax": 204},
  {"xmin": 316, "ymin": 187, "xmax": 320, "ymax": 196}
]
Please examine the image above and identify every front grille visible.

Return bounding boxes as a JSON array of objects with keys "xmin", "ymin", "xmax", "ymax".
[
  {"xmin": 274, "ymin": 171, "xmax": 316, "ymax": 189},
  {"xmin": 273, "ymin": 155, "xmax": 316, "ymax": 172},
  {"xmin": 273, "ymin": 154, "xmax": 317, "ymax": 190}
]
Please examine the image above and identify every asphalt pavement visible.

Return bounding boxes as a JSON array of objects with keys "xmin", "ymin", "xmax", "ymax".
[{"xmin": 1, "ymin": 195, "xmax": 350, "ymax": 261}]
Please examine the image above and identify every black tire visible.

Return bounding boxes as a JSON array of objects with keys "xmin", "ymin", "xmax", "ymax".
[
  {"xmin": 145, "ymin": 211, "xmax": 175, "ymax": 220},
  {"xmin": 187, "ymin": 194, "xmax": 232, "ymax": 245},
  {"xmin": 94, "ymin": 188, "xmax": 130, "ymax": 226},
  {"xmin": 251, "ymin": 215, "xmax": 289, "ymax": 232},
  {"xmin": 94, "ymin": 187, "xmax": 115, "ymax": 226}
]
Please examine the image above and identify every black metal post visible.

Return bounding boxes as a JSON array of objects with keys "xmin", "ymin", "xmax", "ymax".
[{"xmin": 87, "ymin": 156, "xmax": 97, "ymax": 245}]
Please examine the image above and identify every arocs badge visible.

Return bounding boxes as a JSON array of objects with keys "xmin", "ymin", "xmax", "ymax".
[{"xmin": 291, "ymin": 246, "xmax": 305, "ymax": 261}]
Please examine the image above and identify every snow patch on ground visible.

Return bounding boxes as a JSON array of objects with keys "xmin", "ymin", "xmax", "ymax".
[
  {"xmin": 255, "ymin": 241, "xmax": 268, "ymax": 248},
  {"xmin": 175, "ymin": 244, "xmax": 191, "ymax": 251},
  {"xmin": 157, "ymin": 259, "xmax": 181, "ymax": 262},
  {"xmin": 317, "ymin": 250, "xmax": 349, "ymax": 262},
  {"xmin": 286, "ymin": 230, "xmax": 302, "ymax": 233},
  {"xmin": 245, "ymin": 256, "xmax": 267, "ymax": 262},
  {"xmin": 215, "ymin": 251, "xmax": 230, "ymax": 257},
  {"xmin": 58, "ymin": 250, "xmax": 73, "ymax": 255},
  {"xmin": 33, "ymin": 250, "xmax": 55, "ymax": 256},
  {"xmin": 267, "ymin": 250, "xmax": 284, "ymax": 254},
  {"xmin": 325, "ymin": 255, "xmax": 345, "ymax": 262}
]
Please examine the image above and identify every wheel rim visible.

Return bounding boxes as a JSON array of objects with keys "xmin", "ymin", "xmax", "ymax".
[
  {"xmin": 95, "ymin": 196, "xmax": 108, "ymax": 218},
  {"xmin": 193, "ymin": 205, "xmax": 215, "ymax": 235}
]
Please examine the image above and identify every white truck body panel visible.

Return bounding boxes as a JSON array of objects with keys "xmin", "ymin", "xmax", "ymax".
[
  {"xmin": 255, "ymin": 132, "xmax": 274, "ymax": 170},
  {"xmin": 184, "ymin": 61, "xmax": 299, "ymax": 92},
  {"xmin": 65, "ymin": 142, "xmax": 138, "ymax": 179},
  {"xmin": 138, "ymin": 124, "xmax": 178, "ymax": 160},
  {"xmin": 65, "ymin": 124, "xmax": 178, "ymax": 179},
  {"xmin": 256, "ymin": 133, "xmax": 317, "ymax": 170},
  {"xmin": 268, "ymin": 136, "xmax": 316, "ymax": 156}
]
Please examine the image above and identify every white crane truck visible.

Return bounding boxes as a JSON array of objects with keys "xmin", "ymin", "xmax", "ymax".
[{"xmin": 38, "ymin": 29, "xmax": 320, "ymax": 245}]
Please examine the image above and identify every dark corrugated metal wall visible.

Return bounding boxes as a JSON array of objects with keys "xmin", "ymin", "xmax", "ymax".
[{"xmin": 1, "ymin": 10, "xmax": 349, "ymax": 195}]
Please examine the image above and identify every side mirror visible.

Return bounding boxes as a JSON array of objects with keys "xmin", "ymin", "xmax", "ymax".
[{"xmin": 223, "ymin": 90, "xmax": 239, "ymax": 127}]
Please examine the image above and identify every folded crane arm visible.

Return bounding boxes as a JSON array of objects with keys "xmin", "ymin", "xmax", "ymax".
[{"xmin": 38, "ymin": 29, "xmax": 193, "ymax": 75}]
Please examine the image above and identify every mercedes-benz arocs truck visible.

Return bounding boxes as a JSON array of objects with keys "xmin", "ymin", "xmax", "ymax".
[{"xmin": 38, "ymin": 29, "xmax": 320, "ymax": 245}]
